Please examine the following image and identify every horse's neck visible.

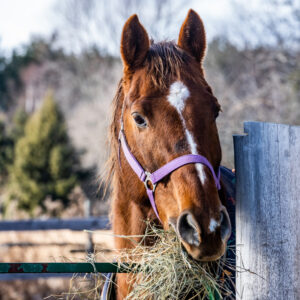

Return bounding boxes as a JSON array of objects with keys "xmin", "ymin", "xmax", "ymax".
[
  {"xmin": 112, "ymin": 173, "xmax": 157, "ymax": 300},
  {"xmin": 111, "ymin": 172, "xmax": 155, "ymax": 249}
]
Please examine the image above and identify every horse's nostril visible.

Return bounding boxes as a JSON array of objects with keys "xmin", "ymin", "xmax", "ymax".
[
  {"xmin": 220, "ymin": 209, "xmax": 231, "ymax": 241},
  {"xmin": 177, "ymin": 212, "xmax": 201, "ymax": 247}
]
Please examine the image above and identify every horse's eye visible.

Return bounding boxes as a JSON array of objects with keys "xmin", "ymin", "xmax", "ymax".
[{"xmin": 132, "ymin": 113, "xmax": 147, "ymax": 128}]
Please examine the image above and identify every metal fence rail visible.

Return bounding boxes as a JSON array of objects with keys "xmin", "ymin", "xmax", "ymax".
[{"xmin": 0, "ymin": 263, "xmax": 130, "ymax": 273}]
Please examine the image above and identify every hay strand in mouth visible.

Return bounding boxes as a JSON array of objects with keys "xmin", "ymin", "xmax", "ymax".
[{"xmin": 116, "ymin": 222, "xmax": 235, "ymax": 300}]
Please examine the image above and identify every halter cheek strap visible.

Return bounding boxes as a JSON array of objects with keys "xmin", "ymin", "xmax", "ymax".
[{"xmin": 118, "ymin": 129, "xmax": 221, "ymax": 223}]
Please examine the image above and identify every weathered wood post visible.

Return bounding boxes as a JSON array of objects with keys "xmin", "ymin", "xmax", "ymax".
[{"xmin": 234, "ymin": 122, "xmax": 300, "ymax": 299}]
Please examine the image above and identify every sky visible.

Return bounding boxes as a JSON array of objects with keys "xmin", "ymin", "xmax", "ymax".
[
  {"xmin": 0, "ymin": 0, "xmax": 55, "ymax": 54},
  {"xmin": 0, "ymin": 0, "xmax": 236, "ymax": 55},
  {"xmin": 1, "ymin": 0, "xmax": 295, "ymax": 56}
]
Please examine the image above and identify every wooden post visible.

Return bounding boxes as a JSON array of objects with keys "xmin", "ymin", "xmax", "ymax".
[{"xmin": 234, "ymin": 122, "xmax": 300, "ymax": 300}]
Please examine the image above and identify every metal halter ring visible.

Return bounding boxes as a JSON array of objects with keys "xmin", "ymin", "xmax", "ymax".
[{"xmin": 144, "ymin": 171, "xmax": 157, "ymax": 192}]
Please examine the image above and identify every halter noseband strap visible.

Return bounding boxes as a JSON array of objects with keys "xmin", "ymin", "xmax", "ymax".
[{"xmin": 118, "ymin": 129, "xmax": 221, "ymax": 222}]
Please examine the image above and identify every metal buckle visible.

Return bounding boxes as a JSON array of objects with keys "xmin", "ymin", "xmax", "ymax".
[{"xmin": 144, "ymin": 171, "xmax": 157, "ymax": 192}]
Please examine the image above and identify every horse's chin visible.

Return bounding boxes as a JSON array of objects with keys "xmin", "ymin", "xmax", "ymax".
[{"xmin": 181, "ymin": 241, "xmax": 226, "ymax": 262}]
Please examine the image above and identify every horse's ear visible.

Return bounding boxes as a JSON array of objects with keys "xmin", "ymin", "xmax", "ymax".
[
  {"xmin": 121, "ymin": 15, "xmax": 150, "ymax": 71},
  {"xmin": 178, "ymin": 9, "xmax": 206, "ymax": 64}
]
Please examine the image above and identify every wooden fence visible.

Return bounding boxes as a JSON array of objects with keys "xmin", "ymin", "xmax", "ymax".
[
  {"xmin": 0, "ymin": 216, "xmax": 109, "ymax": 231},
  {"xmin": 234, "ymin": 122, "xmax": 300, "ymax": 299}
]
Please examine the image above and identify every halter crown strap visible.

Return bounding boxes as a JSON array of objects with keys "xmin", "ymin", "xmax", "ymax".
[{"xmin": 118, "ymin": 130, "xmax": 221, "ymax": 222}]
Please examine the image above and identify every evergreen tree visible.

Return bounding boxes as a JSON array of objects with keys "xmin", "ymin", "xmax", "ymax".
[
  {"xmin": 0, "ymin": 121, "xmax": 13, "ymax": 184},
  {"xmin": 10, "ymin": 108, "xmax": 28, "ymax": 142},
  {"xmin": 0, "ymin": 109, "xmax": 28, "ymax": 187},
  {"xmin": 8, "ymin": 93, "xmax": 78, "ymax": 214}
]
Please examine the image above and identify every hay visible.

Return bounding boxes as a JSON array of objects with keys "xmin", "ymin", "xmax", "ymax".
[
  {"xmin": 116, "ymin": 222, "xmax": 235, "ymax": 300},
  {"xmin": 50, "ymin": 223, "xmax": 235, "ymax": 299},
  {"xmin": 45, "ymin": 254, "xmax": 105, "ymax": 300},
  {"xmin": 46, "ymin": 272, "xmax": 104, "ymax": 300}
]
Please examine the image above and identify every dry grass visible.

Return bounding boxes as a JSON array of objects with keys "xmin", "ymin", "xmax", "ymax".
[
  {"xmin": 114, "ymin": 223, "xmax": 235, "ymax": 300},
  {"xmin": 45, "ymin": 272, "xmax": 105, "ymax": 300}
]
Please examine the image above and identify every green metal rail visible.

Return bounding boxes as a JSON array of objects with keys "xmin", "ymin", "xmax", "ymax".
[{"xmin": 0, "ymin": 263, "xmax": 131, "ymax": 273}]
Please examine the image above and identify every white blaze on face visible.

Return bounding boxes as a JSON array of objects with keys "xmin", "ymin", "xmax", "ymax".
[
  {"xmin": 167, "ymin": 81, "xmax": 206, "ymax": 184},
  {"xmin": 209, "ymin": 218, "xmax": 219, "ymax": 233}
]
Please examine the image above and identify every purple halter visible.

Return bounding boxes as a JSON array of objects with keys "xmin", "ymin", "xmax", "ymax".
[{"xmin": 118, "ymin": 128, "xmax": 221, "ymax": 223}]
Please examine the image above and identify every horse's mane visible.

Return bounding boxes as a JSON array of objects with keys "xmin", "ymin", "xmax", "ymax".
[{"xmin": 105, "ymin": 41, "xmax": 197, "ymax": 194}]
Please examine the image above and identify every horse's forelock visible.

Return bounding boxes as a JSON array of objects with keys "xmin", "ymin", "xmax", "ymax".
[{"xmin": 145, "ymin": 42, "xmax": 192, "ymax": 89}]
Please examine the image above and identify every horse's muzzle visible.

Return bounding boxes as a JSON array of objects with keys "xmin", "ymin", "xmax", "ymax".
[{"xmin": 174, "ymin": 207, "xmax": 231, "ymax": 261}]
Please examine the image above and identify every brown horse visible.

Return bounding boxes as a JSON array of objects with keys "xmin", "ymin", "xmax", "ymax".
[{"xmin": 108, "ymin": 9, "xmax": 231, "ymax": 299}]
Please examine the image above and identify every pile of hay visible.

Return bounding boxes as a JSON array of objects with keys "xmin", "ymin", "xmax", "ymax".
[
  {"xmin": 117, "ymin": 223, "xmax": 234, "ymax": 300},
  {"xmin": 50, "ymin": 223, "xmax": 234, "ymax": 299}
]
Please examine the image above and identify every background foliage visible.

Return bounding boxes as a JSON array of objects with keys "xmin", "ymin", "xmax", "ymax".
[{"xmin": 7, "ymin": 93, "xmax": 78, "ymax": 215}]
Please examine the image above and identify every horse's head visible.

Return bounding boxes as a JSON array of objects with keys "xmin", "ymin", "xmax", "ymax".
[{"xmin": 118, "ymin": 10, "xmax": 231, "ymax": 261}]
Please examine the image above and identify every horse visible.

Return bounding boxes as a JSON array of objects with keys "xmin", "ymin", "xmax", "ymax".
[{"xmin": 107, "ymin": 9, "xmax": 232, "ymax": 299}]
